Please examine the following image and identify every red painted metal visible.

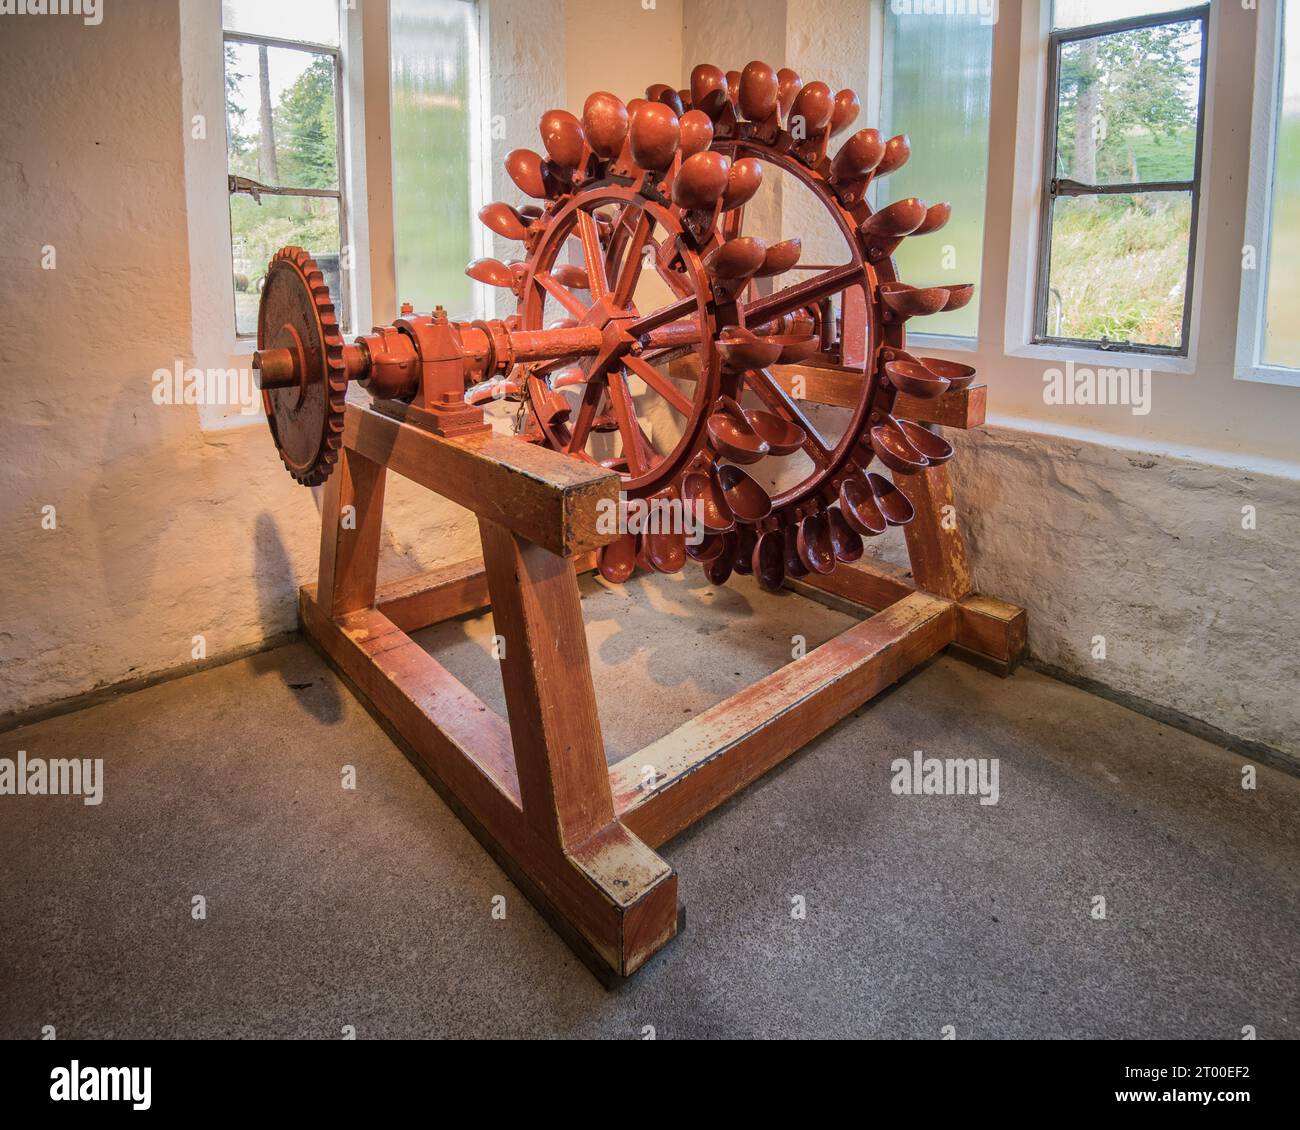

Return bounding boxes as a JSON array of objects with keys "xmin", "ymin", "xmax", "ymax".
[{"xmin": 252, "ymin": 60, "xmax": 976, "ymax": 590}]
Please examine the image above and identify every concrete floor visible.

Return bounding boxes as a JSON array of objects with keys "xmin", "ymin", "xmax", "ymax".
[{"xmin": 1, "ymin": 571, "xmax": 1297, "ymax": 1039}]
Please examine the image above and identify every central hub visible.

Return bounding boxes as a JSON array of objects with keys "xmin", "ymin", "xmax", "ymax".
[{"xmin": 578, "ymin": 294, "xmax": 641, "ymax": 379}]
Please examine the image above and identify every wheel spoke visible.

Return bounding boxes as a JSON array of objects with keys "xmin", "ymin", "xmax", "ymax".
[
  {"xmin": 612, "ymin": 209, "xmax": 655, "ymax": 307},
  {"xmin": 743, "ymin": 367, "xmax": 832, "ymax": 468},
  {"xmin": 606, "ymin": 371, "xmax": 653, "ymax": 477},
  {"xmin": 742, "ymin": 263, "xmax": 863, "ymax": 328},
  {"xmin": 566, "ymin": 379, "xmax": 605, "ymax": 456},
  {"xmin": 627, "ymin": 294, "xmax": 697, "ymax": 337},
  {"xmin": 624, "ymin": 354, "xmax": 694, "ymax": 416},
  {"xmin": 536, "ymin": 272, "xmax": 590, "ymax": 321},
  {"xmin": 576, "ymin": 210, "xmax": 610, "ymax": 301}
]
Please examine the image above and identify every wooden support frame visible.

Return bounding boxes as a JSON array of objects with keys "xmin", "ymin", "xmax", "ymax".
[{"xmin": 298, "ymin": 398, "xmax": 1025, "ymax": 982}]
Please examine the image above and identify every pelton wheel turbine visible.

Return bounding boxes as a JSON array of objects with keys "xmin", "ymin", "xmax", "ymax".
[{"xmin": 254, "ymin": 59, "xmax": 977, "ymax": 592}]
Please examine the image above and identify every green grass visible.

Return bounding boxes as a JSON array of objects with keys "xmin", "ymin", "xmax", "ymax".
[{"xmin": 1047, "ymin": 193, "xmax": 1190, "ymax": 348}]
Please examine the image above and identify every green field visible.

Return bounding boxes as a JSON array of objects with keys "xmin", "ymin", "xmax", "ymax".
[
  {"xmin": 1048, "ymin": 190, "xmax": 1190, "ymax": 348},
  {"xmin": 1045, "ymin": 124, "xmax": 1195, "ymax": 348}
]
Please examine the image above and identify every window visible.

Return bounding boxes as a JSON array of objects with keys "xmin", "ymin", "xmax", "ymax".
[
  {"xmin": 1035, "ymin": 2, "xmax": 1208, "ymax": 355},
  {"xmin": 1237, "ymin": 0, "xmax": 1300, "ymax": 385},
  {"xmin": 222, "ymin": 0, "xmax": 348, "ymax": 337},
  {"xmin": 390, "ymin": 0, "xmax": 484, "ymax": 319},
  {"xmin": 879, "ymin": 4, "xmax": 993, "ymax": 342}
]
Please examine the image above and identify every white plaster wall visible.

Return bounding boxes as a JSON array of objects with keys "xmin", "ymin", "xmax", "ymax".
[
  {"xmin": 957, "ymin": 428, "xmax": 1299, "ymax": 756},
  {"xmin": 564, "ymin": 0, "xmax": 682, "ymax": 114},
  {"xmin": 854, "ymin": 427, "xmax": 1300, "ymax": 756},
  {"xmin": 483, "ymin": 0, "xmax": 566, "ymax": 308}
]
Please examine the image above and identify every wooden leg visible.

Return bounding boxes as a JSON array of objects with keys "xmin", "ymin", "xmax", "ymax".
[
  {"xmin": 301, "ymin": 414, "xmax": 679, "ymax": 982},
  {"xmin": 894, "ymin": 460, "xmax": 973, "ymax": 601},
  {"xmin": 298, "ymin": 592, "xmax": 678, "ymax": 980},
  {"xmin": 318, "ymin": 446, "xmax": 387, "ymax": 617},
  {"xmin": 477, "ymin": 519, "xmax": 614, "ymax": 851}
]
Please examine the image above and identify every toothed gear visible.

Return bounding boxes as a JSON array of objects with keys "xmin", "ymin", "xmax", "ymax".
[{"xmin": 257, "ymin": 247, "xmax": 348, "ymax": 486}]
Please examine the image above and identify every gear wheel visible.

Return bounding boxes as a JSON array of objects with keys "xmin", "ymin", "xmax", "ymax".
[
  {"xmin": 476, "ymin": 61, "xmax": 976, "ymax": 588},
  {"xmin": 257, "ymin": 247, "xmax": 348, "ymax": 486}
]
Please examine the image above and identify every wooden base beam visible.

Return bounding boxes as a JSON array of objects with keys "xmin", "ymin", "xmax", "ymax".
[
  {"xmin": 610, "ymin": 593, "xmax": 956, "ymax": 848},
  {"xmin": 376, "ymin": 552, "xmax": 598, "ymax": 633},
  {"xmin": 788, "ymin": 557, "xmax": 1026, "ymax": 674}
]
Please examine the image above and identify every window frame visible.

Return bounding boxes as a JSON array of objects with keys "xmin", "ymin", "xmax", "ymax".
[
  {"xmin": 1235, "ymin": 0, "xmax": 1299, "ymax": 388},
  {"xmin": 1032, "ymin": 3, "xmax": 1210, "ymax": 357},
  {"xmin": 222, "ymin": 23, "xmax": 351, "ymax": 338}
]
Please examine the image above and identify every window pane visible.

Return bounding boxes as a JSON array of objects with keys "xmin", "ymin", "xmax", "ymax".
[
  {"xmin": 881, "ymin": 8, "xmax": 992, "ymax": 338},
  {"xmin": 225, "ymin": 42, "xmax": 339, "ymax": 190},
  {"xmin": 1262, "ymin": 1, "xmax": 1300, "ymax": 369},
  {"xmin": 1055, "ymin": 19, "xmax": 1202, "ymax": 186},
  {"xmin": 390, "ymin": 0, "xmax": 478, "ymax": 317},
  {"xmin": 222, "ymin": 0, "xmax": 339, "ymax": 47},
  {"xmin": 1053, "ymin": 0, "xmax": 1195, "ymax": 30},
  {"xmin": 230, "ymin": 195, "xmax": 342, "ymax": 336},
  {"xmin": 1044, "ymin": 191, "xmax": 1190, "ymax": 349}
]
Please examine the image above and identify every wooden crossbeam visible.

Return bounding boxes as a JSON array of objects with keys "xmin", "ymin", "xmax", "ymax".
[
  {"xmin": 665, "ymin": 354, "xmax": 987, "ymax": 428},
  {"xmin": 344, "ymin": 403, "xmax": 619, "ymax": 557},
  {"xmin": 377, "ymin": 552, "xmax": 599, "ymax": 633},
  {"xmin": 772, "ymin": 362, "xmax": 987, "ymax": 429},
  {"xmin": 789, "ymin": 557, "xmax": 1026, "ymax": 673},
  {"xmin": 375, "ymin": 550, "xmax": 1023, "ymax": 674},
  {"xmin": 610, "ymin": 593, "xmax": 957, "ymax": 848}
]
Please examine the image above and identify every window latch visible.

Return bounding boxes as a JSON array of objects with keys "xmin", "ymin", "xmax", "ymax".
[
  {"xmin": 1052, "ymin": 178, "xmax": 1096, "ymax": 198},
  {"xmin": 227, "ymin": 174, "xmax": 267, "ymax": 205}
]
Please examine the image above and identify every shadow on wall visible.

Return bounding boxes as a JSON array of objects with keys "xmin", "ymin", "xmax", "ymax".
[{"xmin": 252, "ymin": 510, "xmax": 343, "ymax": 724}]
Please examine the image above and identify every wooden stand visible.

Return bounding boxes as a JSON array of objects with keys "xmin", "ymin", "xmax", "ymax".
[{"xmin": 300, "ymin": 379, "xmax": 1025, "ymax": 982}]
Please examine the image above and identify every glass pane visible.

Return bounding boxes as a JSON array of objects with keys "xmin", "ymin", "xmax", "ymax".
[
  {"xmin": 222, "ymin": 0, "xmax": 339, "ymax": 47},
  {"xmin": 1043, "ymin": 191, "xmax": 1190, "ymax": 349},
  {"xmin": 1053, "ymin": 1, "xmax": 1197, "ymax": 30},
  {"xmin": 1262, "ymin": 0, "xmax": 1300, "ymax": 369},
  {"xmin": 881, "ymin": 8, "xmax": 993, "ymax": 338},
  {"xmin": 1055, "ymin": 18, "xmax": 1202, "ymax": 186},
  {"xmin": 390, "ymin": 0, "xmax": 478, "ymax": 318},
  {"xmin": 225, "ymin": 41, "xmax": 338, "ymax": 190},
  {"xmin": 230, "ymin": 194, "xmax": 342, "ymax": 336}
]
